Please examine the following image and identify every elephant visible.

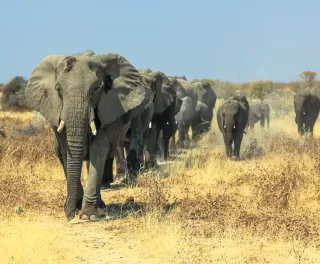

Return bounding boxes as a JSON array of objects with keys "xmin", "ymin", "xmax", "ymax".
[
  {"xmin": 247, "ymin": 102, "xmax": 270, "ymax": 130},
  {"xmin": 190, "ymin": 79, "xmax": 217, "ymax": 139},
  {"xmin": 25, "ymin": 50, "xmax": 153, "ymax": 221},
  {"xmin": 217, "ymin": 95, "xmax": 249, "ymax": 158},
  {"xmin": 169, "ymin": 78, "xmax": 217, "ymax": 147},
  {"xmin": 294, "ymin": 89, "xmax": 320, "ymax": 136},
  {"xmin": 168, "ymin": 77, "xmax": 198, "ymax": 148},
  {"xmin": 111, "ymin": 70, "xmax": 177, "ymax": 176},
  {"xmin": 168, "ymin": 76, "xmax": 187, "ymax": 81}
]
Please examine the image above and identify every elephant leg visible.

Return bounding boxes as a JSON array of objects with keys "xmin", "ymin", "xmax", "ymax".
[
  {"xmin": 169, "ymin": 122, "xmax": 177, "ymax": 151},
  {"xmin": 191, "ymin": 120, "xmax": 200, "ymax": 141},
  {"xmin": 233, "ymin": 132, "xmax": 243, "ymax": 157},
  {"xmin": 115, "ymin": 144, "xmax": 126, "ymax": 175},
  {"xmin": 100, "ymin": 154, "xmax": 114, "ymax": 190},
  {"xmin": 162, "ymin": 122, "xmax": 174, "ymax": 160},
  {"xmin": 157, "ymin": 130, "xmax": 165, "ymax": 161},
  {"xmin": 185, "ymin": 125, "xmax": 191, "ymax": 144},
  {"xmin": 145, "ymin": 117, "xmax": 161, "ymax": 169},
  {"xmin": 260, "ymin": 117, "xmax": 265, "ymax": 128},
  {"xmin": 80, "ymin": 128, "xmax": 111, "ymax": 220},
  {"xmin": 177, "ymin": 121, "xmax": 187, "ymax": 148},
  {"xmin": 126, "ymin": 116, "xmax": 144, "ymax": 178}
]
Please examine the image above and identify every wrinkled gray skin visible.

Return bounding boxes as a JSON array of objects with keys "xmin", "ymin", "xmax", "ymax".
[
  {"xmin": 169, "ymin": 78, "xmax": 216, "ymax": 147},
  {"xmin": 217, "ymin": 96, "xmax": 249, "ymax": 158},
  {"xmin": 190, "ymin": 80, "xmax": 217, "ymax": 139},
  {"xmin": 112, "ymin": 70, "xmax": 177, "ymax": 179},
  {"xmin": 25, "ymin": 50, "xmax": 152, "ymax": 221},
  {"xmin": 247, "ymin": 103, "xmax": 270, "ymax": 130},
  {"xmin": 169, "ymin": 78, "xmax": 198, "ymax": 147},
  {"xmin": 294, "ymin": 90, "xmax": 320, "ymax": 136}
]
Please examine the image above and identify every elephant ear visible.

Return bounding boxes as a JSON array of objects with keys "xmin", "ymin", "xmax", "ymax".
[
  {"xmin": 149, "ymin": 72, "xmax": 176, "ymax": 114},
  {"xmin": 251, "ymin": 105, "xmax": 262, "ymax": 118},
  {"xmin": 25, "ymin": 55, "xmax": 66, "ymax": 127},
  {"xmin": 92, "ymin": 54, "xmax": 152, "ymax": 126}
]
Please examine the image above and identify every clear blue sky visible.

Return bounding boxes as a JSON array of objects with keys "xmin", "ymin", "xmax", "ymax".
[{"xmin": 1, "ymin": 0, "xmax": 319, "ymax": 83}]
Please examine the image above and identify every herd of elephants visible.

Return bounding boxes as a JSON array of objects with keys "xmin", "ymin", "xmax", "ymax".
[{"xmin": 20, "ymin": 50, "xmax": 319, "ymax": 221}]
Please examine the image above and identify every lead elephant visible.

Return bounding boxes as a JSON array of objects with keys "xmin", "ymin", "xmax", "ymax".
[
  {"xmin": 25, "ymin": 50, "xmax": 153, "ymax": 221},
  {"xmin": 247, "ymin": 102, "xmax": 270, "ymax": 130},
  {"xmin": 294, "ymin": 89, "xmax": 320, "ymax": 136},
  {"xmin": 217, "ymin": 95, "xmax": 249, "ymax": 158}
]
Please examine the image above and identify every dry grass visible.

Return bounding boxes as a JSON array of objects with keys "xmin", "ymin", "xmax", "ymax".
[
  {"xmin": 0, "ymin": 215, "xmax": 83, "ymax": 264},
  {"xmin": 1, "ymin": 102, "xmax": 320, "ymax": 263}
]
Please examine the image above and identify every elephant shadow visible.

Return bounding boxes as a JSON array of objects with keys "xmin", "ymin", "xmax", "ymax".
[
  {"xmin": 106, "ymin": 200, "xmax": 178, "ymax": 220},
  {"xmin": 71, "ymin": 200, "xmax": 179, "ymax": 225},
  {"xmin": 105, "ymin": 202, "xmax": 146, "ymax": 219}
]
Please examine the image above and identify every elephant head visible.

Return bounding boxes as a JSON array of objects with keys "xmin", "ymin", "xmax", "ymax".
[
  {"xmin": 25, "ymin": 51, "xmax": 149, "ymax": 219},
  {"xmin": 141, "ymin": 71, "xmax": 176, "ymax": 114}
]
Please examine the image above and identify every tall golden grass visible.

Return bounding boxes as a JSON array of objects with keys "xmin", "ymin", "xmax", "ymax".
[{"xmin": 1, "ymin": 105, "xmax": 320, "ymax": 263}]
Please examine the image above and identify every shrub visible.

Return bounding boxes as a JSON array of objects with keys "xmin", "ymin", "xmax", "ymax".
[{"xmin": 1, "ymin": 76, "xmax": 29, "ymax": 111}]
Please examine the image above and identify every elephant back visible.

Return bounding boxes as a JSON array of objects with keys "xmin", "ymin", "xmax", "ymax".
[{"xmin": 139, "ymin": 68, "xmax": 153, "ymax": 74}]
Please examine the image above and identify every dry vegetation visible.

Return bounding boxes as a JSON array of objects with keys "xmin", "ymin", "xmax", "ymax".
[{"xmin": 1, "ymin": 98, "xmax": 320, "ymax": 263}]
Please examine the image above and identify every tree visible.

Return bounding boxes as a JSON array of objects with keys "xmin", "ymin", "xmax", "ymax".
[
  {"xmin": 213, "ymin": 80, "xmax": 239, "ymax": 100},
  {"xmin": 300, "ymin": 71, "xmax": 317, "ymax": 88},
  {"xmin": 248, "ymin": 80, "xmax": 274, "ymax": 101},
  {"xmin": 1, "ymin": 76, "xmax": 29, "ymax": 111}
]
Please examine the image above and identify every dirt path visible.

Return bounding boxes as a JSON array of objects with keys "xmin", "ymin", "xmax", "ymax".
[
  {"xmin": 66, "ymin": 220, "xmax": 151, "ymax": 264},
  {"xmin": 60, "ymin": 180, "xmax": 163, "ymax": 264}
]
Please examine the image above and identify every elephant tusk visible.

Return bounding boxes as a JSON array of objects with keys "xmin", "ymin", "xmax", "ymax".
[
  {"xmin": 149, "ymin": 122, "xmax": 152, "ymax": 128},
  {"xmin": 90, "ymin": 120, "xmax": 97, "ymax": 136},
  {"xmin": 223, "ymin": 125, "xmax": 226, "ymax": 129},
  {"xmin": 233, "ymin": 125, "xmax": 236, "ymax": 129},
  {"xmin": 57, "ymin": 120, "xmax": 65, "ymax": 133}
]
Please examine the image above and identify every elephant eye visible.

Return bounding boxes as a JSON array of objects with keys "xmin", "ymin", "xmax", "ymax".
[{"xmin": 55, "ymin": 84, "xmax": 62, "ymax": 97}]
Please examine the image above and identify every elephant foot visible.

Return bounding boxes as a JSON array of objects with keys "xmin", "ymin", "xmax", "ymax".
[
  {"xmin": 121, "ymin": 170, "xmax": 138, "ymax": 186},
  {"xmin": 231, "ymin": 155, "xmax": 240, "ymax": 161},
  {"xmin": 100, "ymin": 182, "xmax": 111, "ymax": 190},
  {"xmin": 117, "ymin": 162, "xmax": 127, "ymax": 175},
  {"xmin": 64, "ymin": 196, "xmax": 84, "ymax": 221},
  {"xmin": 79, "ymin": 201, "xmax": 106, "ymax": 221}
]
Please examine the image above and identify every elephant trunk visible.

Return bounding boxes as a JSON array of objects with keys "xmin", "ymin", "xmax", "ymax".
[
  {"xmin": 224, "ymin": 118, "xmax": 234, "ymax": 156},
  {"xmin": 64, "ymin": 95, "xmax": 88, "ymax": 220},
  {"xmin": 295, "ymin": 101, "xmax": 306, "ymax": 135}
]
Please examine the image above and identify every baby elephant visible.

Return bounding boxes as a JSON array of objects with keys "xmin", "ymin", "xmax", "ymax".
[
  {"xmin": 247, "ymin": 103, "xmax": 270, "ymax": 130},
  {"xmin": 217, "ymin": 96, "xmax": 249, "ymax": 158}
]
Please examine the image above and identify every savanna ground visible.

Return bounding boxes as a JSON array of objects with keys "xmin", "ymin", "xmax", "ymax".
[{"xmin": 1, "ymin": 98, "xmax": 320, "ymax": 264}]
